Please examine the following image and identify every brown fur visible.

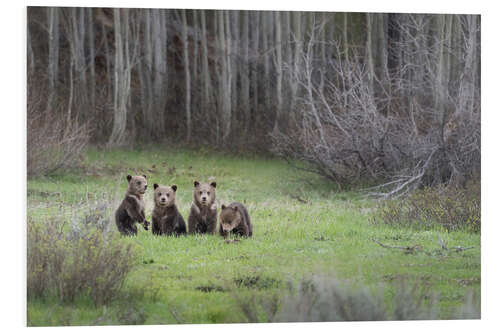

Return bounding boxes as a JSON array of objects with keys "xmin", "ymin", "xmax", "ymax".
[
  {"xmin": 152, "ymin": 184, "xmax": 186, "ymax": 236},
  {"xmin": 188, "ymin": 180, "xmax": 217, "ymax": 234},
  {"xmin": 219, "ymin": 202, "xmax": 253, "ymax": 238},
  {"xmin": 115, "ymin": 175, "xmax": 150, "ymax": 236}
]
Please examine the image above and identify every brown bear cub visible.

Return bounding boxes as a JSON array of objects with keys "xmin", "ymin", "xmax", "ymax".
[
  {"xmin": 152, "ymin": 184, "xmax": 187, "ymax": 236},
  {"xmin": 115, "ymin": 175, "xmax": 150, "ymax": 236},
  {"xmin": 219, "ymin": 202, "xmax": 253, "ymax": 238},
  {"xmin": 188, "ymin": 181, "xmax": 217, "ymax": 234}
]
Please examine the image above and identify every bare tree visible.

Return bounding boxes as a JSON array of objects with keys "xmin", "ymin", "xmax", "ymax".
[
  {"xmin": 181, "ymin": 9, "xmax": 192, "ymax": 142},
  {"xmin": 108, "ymin": 9, "xmax": 132, "ymax": 146},
  {"xmin": 46, "ymin": 7, "xmax": 59, "ymax": 113}
]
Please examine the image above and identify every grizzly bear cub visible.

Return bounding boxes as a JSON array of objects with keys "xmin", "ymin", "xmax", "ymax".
[
  {"xmin": 188, "ymin": 180, "xmax": 217, "ymax": 234},
  {"xmin": 152, "ymin": 184, "xmax": 187, "ymax": 236},
  {"xmin": 115, "ymin": 174, "xmax": 150, "ymax": 236},
  {"xmin": 219, "ymin": 202, "xmax": 253, "ymax": 238}
]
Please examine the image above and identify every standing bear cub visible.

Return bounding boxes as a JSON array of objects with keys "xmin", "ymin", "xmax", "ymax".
[
  {"xmin": 219, "ymin": 202, "xmax": 253, "ymax": 238},
  {"xmin": 115, "ymin": 175, "xmax": 150, "ymax": 236},
  {"xmin": 188, "ymin": 181, "xmax": 217, "ymax": 234},
  {"xmin": 152, "ymin": 184, "xmax": 187, "ymax": 236}
]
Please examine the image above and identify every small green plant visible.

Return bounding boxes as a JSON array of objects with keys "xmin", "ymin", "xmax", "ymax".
[
  {"xmin": 373, "ymin": 182, "xmax": 480, "ymax": 233},
  {"xmin": 27, "ymin": 200, "xmax": 136, "ymax": 306}
]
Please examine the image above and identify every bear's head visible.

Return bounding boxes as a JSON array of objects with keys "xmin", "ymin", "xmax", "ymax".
[
  {"xmin": 219, "ymin": 204, "xmax": 242, "ymax": 234},
  {"xmin": 193, "ymin": 180, "xmax": 216, "ymax": 207},
  {"xmin": 127, "ymin": 174, "xmax": 148, "ymax": 195},
  {"xmin": 153, "ymin": 183, "xmax": 177, "ymax": 208}
]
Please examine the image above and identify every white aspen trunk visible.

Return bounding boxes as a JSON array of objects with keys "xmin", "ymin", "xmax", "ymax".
[
  {"xmin": 223, "ymin": 10, "xmax": 232, "ymax": 142},
  {"xmin": 200, "ymin": 10, "xmax": 212, "ymax": 111},
  {"xmin": 193, "ymin": 10, "xmax": 199, "ymax": 114},
  {"xmin": 216, "ymin": 11, "xmax": 222, "ymax": 144},
  {"xmin": 152, "ymin": 9, "xmax": 167, "ymax": 136},
  {"xmin": 108, "ymin": 8, "xmax": 131, "ymax": 146},
  {"xmin": 181, "ymin": 9, "xmax": 192, "ymax": 142},
  {"xmin": 434, "ymin": 15, "xmax": 446, "ymax": 127},
  {"xmin": 46, "ymin": 7, "xmax": 59, "ymax": 113},
  {"xmin": 343, "ymin": 12, "xmax": 349, "ymax": 62},
  {"xmin": 139, "ymin": 9, "xmax": 153, "ymax": 133},
  {"xmin": 87, "ymin": 8, "xmax": 96, "ymax": 110},
  {"xmin": 241, "ymin": 10, "xmax": 250, "ymax": 130},
  {"xmin": 262, "ymin": 11, "xmax": 270, "ymax": 111},
  {"xmin": 231, "ymin": 11, "xmax": 239, "ymax": 117},
  {"xmin": 101, "ymin": 21, "xmax": 112, "ymax": 103},
  {"xmin": 71, "ymin": 8, "xmax": 88, "ymax": 113},
  {"xmin": 366, "ymin": 13, "xmax": 375, "ymax": 94},
  {"xmin": 458, "ymin": 15, "xmax": 478, "ymax": 117},
  {"xmin": 251, "ymin": 11, "xmax": 260, "ymax": 124},
  {"xmin": 320, "ymin": 12, "xmax": 326, "ymax": 67},
  {"xmin": 290, "ymin": 11, "xmax": 301, "ymax": 113},
  {"xmin": 274, "ymin": 11, "xmax": 283, "ymax": 130}
]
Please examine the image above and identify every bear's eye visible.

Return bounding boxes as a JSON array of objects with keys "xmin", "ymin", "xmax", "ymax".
[
  {"xmin": 158, "ymin": 193, "xmax": 162, "ymax": 196},
  {"xmin": 207, "ymin": 192, "xmax": 210, "ymax": 195},
  {"xmin": 136, "ymin": 181, "xmax": 141, "ymax": 185},
  {"xmin": 166, "ymin": 193, "xmax": 170, "ymax": 197},
  {"xmin": 199, "ymin": 191, "xmax": 203, "ymax": 195}
]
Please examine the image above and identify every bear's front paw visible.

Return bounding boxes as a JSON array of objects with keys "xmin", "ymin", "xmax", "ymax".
[{"xmin": 142, "ymin": 220, "xmax": 150, "ymax": 230}]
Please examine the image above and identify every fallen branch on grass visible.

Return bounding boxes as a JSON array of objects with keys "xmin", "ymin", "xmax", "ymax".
[
  {"xmin": 290, "ymin": 194, "xmax": 310, "ymax": 204},
  {"xmin": 372, "ymin": 238, "xmax": 423, "ymax": 254}
]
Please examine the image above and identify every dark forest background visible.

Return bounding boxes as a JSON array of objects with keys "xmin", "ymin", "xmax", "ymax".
[{"xmin": 27, "ymin": 8, "xmax": 480, "ymax": 196}]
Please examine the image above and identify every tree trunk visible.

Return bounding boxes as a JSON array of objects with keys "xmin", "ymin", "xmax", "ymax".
[
  {"xmin": 108, "ymin": 8, "xmax": 131, "ymax": 146},
  {"xmin": 181, "ymin": 9, "xmax": 192, "ymax": 142},
  {"xmin": 46, "ymin": 7, "xmax": 59, "ymax": 113},
  {"xmin": 241, "ymin": 10, "xmax": 250, "ymax": 132},
  {"xmin": 366, "ymin": 13, "xmax": 375, "ymax": 94},
  {"xmin": 200, "ymin": 10, "xmax": 212, "ymax": 112},
  {"xmin": 274, "ymin": 11, "xmax": 283, "ymax": 130},
  {"xmin": 87, "ymin": 8, "xmax": 96, "ymax": 110}
]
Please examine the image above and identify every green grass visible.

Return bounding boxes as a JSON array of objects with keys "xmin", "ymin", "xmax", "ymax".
[{"xmin": 27, "ymin": 146, "xmax": 480, "ymax": 325}]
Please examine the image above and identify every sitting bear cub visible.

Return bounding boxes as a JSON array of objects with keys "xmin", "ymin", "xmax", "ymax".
[
  {"xmin": 188, "ymin": 180, "xmax": 218, "ymax": 234},
  {"xmin": 219, "ymin": 202, "xmax": 253, "ymax": 238},
  {"xmin": 115, "ymin": 174, "xmax": 150, "ymax": 236},
  {"xmin": 152, "ymin": 183, "xmax": 187, "ymax": 236}
]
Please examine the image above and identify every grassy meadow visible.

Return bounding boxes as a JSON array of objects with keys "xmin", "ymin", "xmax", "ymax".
[{"xmin": 27, "ymin": 146, "xmax": 480, "ymax": 325}]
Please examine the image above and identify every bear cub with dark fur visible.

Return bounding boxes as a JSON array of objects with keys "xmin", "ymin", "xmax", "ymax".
[
  {"xmin": 219, "ymin": 202, "xmax": 253, "ymax": 238},
  {"xmin": 152, "ymin": 183, "xmax": 187, "ymax": 236},
  {"xmin": 188, "ymin": 180, "xmax": 218, "ymax": 234},
  {"xmin": 115, "ymin": 174, "xmax": 150, "ymax": 236}
]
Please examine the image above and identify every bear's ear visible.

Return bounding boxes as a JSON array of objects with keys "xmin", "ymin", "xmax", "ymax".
[
  {"xmin": 194, "ymin": 180, "xmax": 200, "ymax": 187},
  {"xmin": 221, "ymin": 204, "xmax": 226, "ymax": 210},
  {"xmin": 210, "ymin": 181, "xmax": 216, "ymax": 188},
  {"xmin": 126, "ymin": 175, "xmax": 132, "ymax": 182},
  {"xmin": 153, "ymin": 183, "xmax": 159, "ymax": 190},
  {"xmin": 171, "ymin": 184, "xmax": 177, "ymax": 192},
  {"xmin": 143, "ymin": 174, "xmax": 147, "ymax": 179}
]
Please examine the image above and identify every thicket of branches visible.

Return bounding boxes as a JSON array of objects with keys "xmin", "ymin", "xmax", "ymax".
[
  {"xmin": 27, "ymin": 8, "xmax": 480, "ymax": 193},
  {"xmin": 271, "ymin": 14, "xmax": 480, "ymax": 195}
]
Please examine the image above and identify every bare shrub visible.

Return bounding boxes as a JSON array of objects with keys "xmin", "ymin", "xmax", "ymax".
[
  {"xmin": 234, "ymin": 275, "xmax": 479, "ymax": 322},
  {"xmin": 27, "ymin": 77, "xmax": 89, "ymax": 177},
  {"xmin": 27, "ymin": 199, "xmax": 136, "ymax": 306},
  {"xmin": 271, "ymin": 16, "xmax": 480, "ymax": 197},
  {"xmin": 373, "ymin": 181, "xmax": 480, "ymax": 233}
]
